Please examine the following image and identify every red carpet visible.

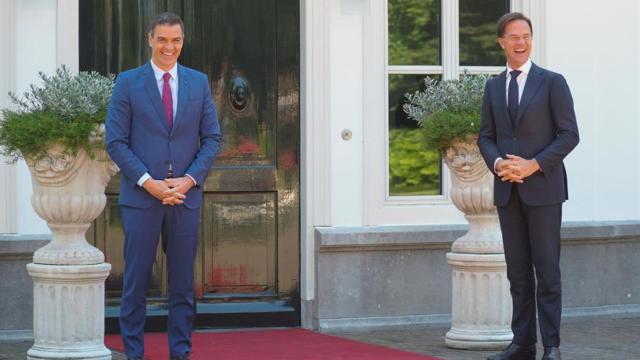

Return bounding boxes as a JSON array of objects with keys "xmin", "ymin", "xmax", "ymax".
[{"xmin": 104, "ymin": 328, "xmax": 442, "ymax": 359}]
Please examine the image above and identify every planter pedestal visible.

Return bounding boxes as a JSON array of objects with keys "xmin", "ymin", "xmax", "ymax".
[
  {"xmin": 444, "ymin": 253, "xmax": 512, "ymax": 349},
  {"xmin": 27, "ymin": 264, "xmax": 111, "ymax": 360},
  {"xmin": 25, "ymin": 146, "xmax": 118, "ymax": 360},
  {"xmin": 442, "ymin": 137, "xmax": 512, "ymax": 350}
]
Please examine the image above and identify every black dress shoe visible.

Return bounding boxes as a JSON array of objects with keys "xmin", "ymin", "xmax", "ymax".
[
  {"xmin": 542, "ymin": 347, "xmax": 561, "ymax": 360},
  {"xmin": 486, "ymin": 343, "xmax": 536, "ymax": 360}
]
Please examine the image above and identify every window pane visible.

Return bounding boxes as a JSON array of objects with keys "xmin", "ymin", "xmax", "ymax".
[
  {"xmin": 388, "ymin": 74, "xmax": 442, "ymax": 196},
  {"xmin": 459, "ymin": 0, "xmax": 509, "ymax": 66},
  {"xmin": 388, "ymin": 0, "xmax": 441, "ymax": 65}
]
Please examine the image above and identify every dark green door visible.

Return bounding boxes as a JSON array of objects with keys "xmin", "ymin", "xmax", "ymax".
[{"xmin": 81, "ymin": 0, "xmax": 300, "ymax": 330}]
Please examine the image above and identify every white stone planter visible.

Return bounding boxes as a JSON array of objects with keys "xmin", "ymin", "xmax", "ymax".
[
  {"xmin": 25, "ymin": 143, "xmax": 118, "ymax": 360},
  {"xmin": 443, "ymin": 135, "xmax": 512, "ymax": 350}
]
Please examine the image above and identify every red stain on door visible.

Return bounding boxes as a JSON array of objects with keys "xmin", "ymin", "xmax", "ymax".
[{"xmin": 212, "ymin": 266, "xmax": 248, "ymax": 286}]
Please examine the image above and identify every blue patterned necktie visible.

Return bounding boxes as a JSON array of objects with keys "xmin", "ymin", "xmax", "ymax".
[{"xmin": 508, "ymin": 70, "xmax": 522, "ymax": 126}]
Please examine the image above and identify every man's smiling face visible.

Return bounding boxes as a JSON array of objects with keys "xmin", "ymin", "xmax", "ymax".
[
  {"xmin": 498, "ymin": 19, "xmax": 532, "ymax": 69},
  {"xmin": 148, "ymin": 24, "xmax": 184, "ymax": 71}
]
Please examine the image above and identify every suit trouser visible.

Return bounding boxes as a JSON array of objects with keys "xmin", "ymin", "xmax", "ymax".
[
  {"xmin": 119, "ymin": 204, "xmax": 200, "ymax": 358},
  {"xmin": 497, "ymin": 185, "xmax": 562, "ymax": 348}
]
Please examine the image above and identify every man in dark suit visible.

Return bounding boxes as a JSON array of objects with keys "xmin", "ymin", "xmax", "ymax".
[
  {"xmin": 478, "ymin": 12, "xmax": 579, "ymax": 360},
  {"xmin": 106, "ymin": 12, "xmax": 221, "ymax": 360}
]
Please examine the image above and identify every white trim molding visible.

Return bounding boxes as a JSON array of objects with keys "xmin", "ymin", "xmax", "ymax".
[
  {"xmin": 300, "ymin": 0, "xmax": 332, "ymax": 324},
  {"xmin": 0, "ymin": 0, "xmax": 18, "ymax": 234},
  {"xmin": 388, "ymin": 65, "xmax": 443, "ymax": 75},
  {"xmin": 441, "ymin": 0, "xmax": 460, "ymax": 80}
]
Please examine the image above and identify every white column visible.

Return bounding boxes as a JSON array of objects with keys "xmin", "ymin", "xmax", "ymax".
[
  {"xmin": 300, "ymin": 0, "xmax": 332, "ymax": 328},
  {"xmin": 0, "ymin": 162, "xmax": 17, "ymax": 233},
  {"xmin": 56, "ymin": 0, "xmax": 79, "ymax": 72},
  {"xmin": 14, "ymin": 0, "xmax": 57, "ymax": 235},
  {"xmin": 0, "ymin": 0, "xmax": 18, "ymax": 234}
]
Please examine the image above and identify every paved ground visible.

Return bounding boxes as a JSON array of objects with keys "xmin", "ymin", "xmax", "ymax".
[
  {"xmin": 1, "ymin": 315, "xmax": 638, "ymax": 359},
  {"xmin": 331, "ymin": 315, "xmax": 640, "ymax": 360}
]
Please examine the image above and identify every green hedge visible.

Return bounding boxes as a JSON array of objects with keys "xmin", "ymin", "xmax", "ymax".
[{"xmin": 389, "ymin": 128, "xmax": 440, "ymax": 196}]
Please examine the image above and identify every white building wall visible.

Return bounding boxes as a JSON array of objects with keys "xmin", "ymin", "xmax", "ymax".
[
  {"xmin": 320, "ymin": 0, "xmax": 640, "ymax": 226},
  {"xmin": 2, "ymin": 1, "xmax": 639, "ymax": 250},
  {"xmin": 0, "ymin": 0, "xmax": 638, "ymax": 330},
  {"xmin": 329, "ymin": 0, "xmax": 366, "ymax": 226},
  {"xmin": 546, "ymin": 0, "xmax": 640, "ymax": 221},
  {"xmin": 15, "ymin": 0, "xmax": 58, "ymax": 235},
  {"xmin": 6, "ymin": 0, "xmax": 61, "ymax": 235},
  {"xmin": 0, "ymin": 0, "xmax": 81, "ymax": 235}
]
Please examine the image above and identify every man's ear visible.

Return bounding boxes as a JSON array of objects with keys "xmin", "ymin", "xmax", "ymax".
[
  {"xmin": 497, "ymin": 37, "xmax": 505, "ymax": 50},
  {"xmin": 148, "ymin": 32, "xmax": 153, "ymax": 47}
]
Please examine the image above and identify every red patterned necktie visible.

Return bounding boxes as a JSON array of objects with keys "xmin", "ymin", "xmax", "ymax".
[{"xmin": 162, "ymin": 72, "xmax": 173, "ymax": 128}]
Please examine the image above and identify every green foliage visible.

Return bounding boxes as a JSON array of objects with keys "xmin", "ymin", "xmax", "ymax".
[
  {"xmin": 422, "ymin": 110, "xmax": 478, "ymax": 151},
  {"xmin": 0, "ymin": 110, "xmax": 105, "ymax": 162},
  {"xmin": 388, "ymin": 0, "xmax": 440, "ymax": 65},
  {"xmin": 403, "ymin": 73, "xmax": 489, "ymax": 152},
  {"xmin": 460, "ymin": 22, "xmax": 503, "ymax": 66},
  {"xmin": 459, "ymin": 0, "xmax": 508, "ymax": 66},
  {"xmin": 0, "ymin": 66, "xmax": 114, "ymax": 162},
  {"xmin": 389, "ymin": 128, "xmax": 440, "ymax": 195}
]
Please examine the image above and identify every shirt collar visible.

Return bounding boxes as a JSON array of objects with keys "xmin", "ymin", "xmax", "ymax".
[
  {"xmin": 150, "ymin": 60, "xmax": 178, "ymax": 82},
  {"xmin": 506, "ymin": 58, "xmax": 532, "ymax": 76}
]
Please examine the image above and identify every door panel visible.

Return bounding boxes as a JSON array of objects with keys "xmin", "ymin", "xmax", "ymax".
[
  {"xmin": 198, "ymin": 193, "xmax": 277, "ymax": 296},
  {"xmin": 81, "ymin": 0, "xmax": 300, "ymax": 329}
]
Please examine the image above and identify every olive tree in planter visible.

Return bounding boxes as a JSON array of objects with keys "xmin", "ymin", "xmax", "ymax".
[
  {"xmin": 0, "ymin": 66, "xmax": 118, "ymax": 360},
  {"xmin": 404, "ymin": 74, "xmax": 512, "ymax": 350}
]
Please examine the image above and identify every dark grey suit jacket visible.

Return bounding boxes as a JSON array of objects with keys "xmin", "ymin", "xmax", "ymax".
[{"xmin": 478, "ymin": 63, "xmax": 580, "ymax": 207}]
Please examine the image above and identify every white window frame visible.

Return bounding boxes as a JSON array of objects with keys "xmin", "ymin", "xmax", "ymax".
[{"xmin": 363, "ymin": 0, "xmax": 545, "ymax": 225}]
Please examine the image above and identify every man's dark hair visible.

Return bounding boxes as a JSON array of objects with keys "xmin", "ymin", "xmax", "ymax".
[
  {"xmin": 496, "ymin": 12, "xmax": 533, "ymax": 38},
  {"xmin": 149, "ymin": 12, "xmax": 184, "ymax": 36}
]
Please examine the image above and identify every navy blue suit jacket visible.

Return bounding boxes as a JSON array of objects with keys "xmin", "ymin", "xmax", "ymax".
[
  {"xmin": 106, "ymin": 63, "xmax": 221, "ymax": 209},
  {"xmin": 478, "ymin": 63, "xmax": 579, "ymax": 207}
]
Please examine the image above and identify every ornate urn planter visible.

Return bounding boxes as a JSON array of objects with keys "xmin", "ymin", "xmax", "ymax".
[
  {"xmin": 25, "ymin": 141, "xmax": 118, "ymax": 360},
  {"xmin": 443, "ymin": 135, "xmax": 512, "ymax": 350}
]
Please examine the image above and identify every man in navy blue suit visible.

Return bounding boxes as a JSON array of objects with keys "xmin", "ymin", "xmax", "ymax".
[
  {"xmin": 478, "ymin": 12, "xmax": 579, "ymax": 360},
  {"xmin": 106, "ymin": 12, "xmax": 221, "ymax": 360}
]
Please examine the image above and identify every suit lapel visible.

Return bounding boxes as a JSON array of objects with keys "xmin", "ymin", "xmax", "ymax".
[
  {"xmin": 494, "ymin": 71, "xmax": 512, "ymax": 131},
  {"xmin": 143, "ymin": 63, "xmax": 171, "ymax": 132},
  {"xmin": 172, "ymin": 65, "xmax": 190, "ymax": 136},
  {"xmin": 514, "ymin": 63, "xmax": 544, "ymax": 128}
]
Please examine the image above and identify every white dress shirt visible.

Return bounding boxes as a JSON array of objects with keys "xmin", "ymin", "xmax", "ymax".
[
  {"xmin": 150, "ymin": 60, "xmax": 178, "ymax": 120},
  {"xmin": 137, "ymin": 61, "xmax": 196, "ymax": 187},
  {"xmin": 493, "ymin": 58, "xmax": 532, "ymax": 173},
  {"xmin": 505, "ymin": 58, "xmax": 531, "ymax": 106}
]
